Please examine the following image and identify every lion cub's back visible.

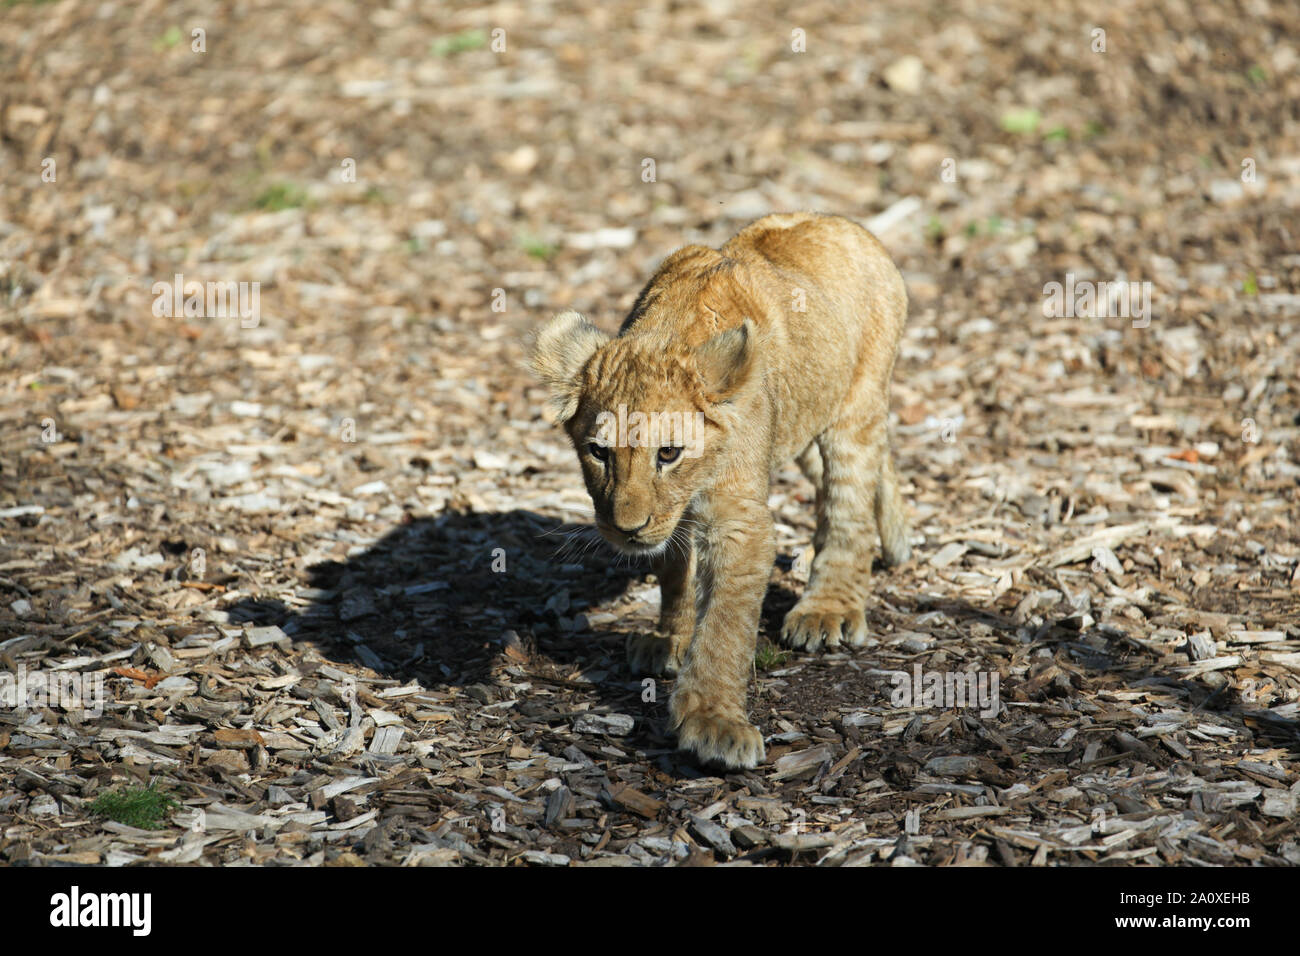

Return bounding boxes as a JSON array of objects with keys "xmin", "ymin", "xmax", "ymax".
[
  {"xmin": 725, "ymin": 213, "xmax": 904, "ymax": 314},
  {"xmin": 726, "ymin": 211, "xmax": 907, "ymax": 360}
]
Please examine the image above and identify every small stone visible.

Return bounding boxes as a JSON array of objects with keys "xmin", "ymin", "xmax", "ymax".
[
  {"xmin": 1183, "ymin": 631, "xmax": 1217, "ymax": 662},
  {"xmin": 573, "ymin": 713, "xmax": 635, "ymax": 736},
  {"xmin": 29, "ymin": 794, "xmax": 60, "ymax": 817},
  {"xmin": 891, "ymin": 631, "xmax": 935, "ymax": 653},
  {"xmin": 1003, "ymin": 235, "xmax": 1037, "ymax": 268},
  {"xmin": 1208, "ymin": 180, "xmax": 1244, "ymax": 204},
  {"xmin": 497, "ymin": 145, "xmax": 538, "ymax": 175},
  {"xmin": 472, "ymin": 449, "xmax": 508, "ymax": 470},
  {"xmin": 882, "ymin": 55, "xmax": 924, "ymax": 94},
  {"xmin": 567, "ymin": 227, "xmax": 637, "ymax": 250}
]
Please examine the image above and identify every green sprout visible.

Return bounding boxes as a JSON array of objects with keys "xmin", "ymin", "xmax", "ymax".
[
  {"xmin": 154, "ymin": 26, "xmax": 182, "ymax": 51},
  {"xmin": 755, "ymin": 640, "xmax": 792, "ymax": 672},
  {"xmin": 1000, "ymin": 108, "xmax": 1042, "ymax": 135},
  {"xmin": 252, "ymin": 182, "xmax": 308, "ymax": 211},
  {"xmin": 432, "ymin": 30, "xmax": 488, "ymax": 57},
  {"xmin": 519, "ymin": 234, "xmax": 558, "ymax": 260},
  {"xmin": 89, "ymin": 783, "xmax": 180, "ymax": 830}
]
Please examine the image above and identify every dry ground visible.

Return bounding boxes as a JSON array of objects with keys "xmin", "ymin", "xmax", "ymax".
[{"xmin": 1, "ymin": 0, "xmax": 1298, "ymax": 866}]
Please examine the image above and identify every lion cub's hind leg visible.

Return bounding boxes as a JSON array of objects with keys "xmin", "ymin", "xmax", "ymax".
[
  {"xmin": 876, "ymin": 451, "xmax": 911, "ymax": 567},
  {"xmin": 795, "ymin": 440, "xmax": 824, "ymax": 489},
  {"xmin": 780, "ymin": 404, "xmax": 886, "ymax": 651},
  {"xmin": 626, "ymin": 532, "xmax": 697, "ymax": 677}
]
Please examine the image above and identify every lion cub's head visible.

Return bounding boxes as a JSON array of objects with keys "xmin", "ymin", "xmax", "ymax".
[{"xmin": 530, "ymin": 310, "xmax": 755, "ymax": 556}]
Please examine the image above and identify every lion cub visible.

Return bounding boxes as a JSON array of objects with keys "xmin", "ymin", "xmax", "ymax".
[{"xmin": 530, "ymin": 212, "xmax": 910, "ymax": 770}]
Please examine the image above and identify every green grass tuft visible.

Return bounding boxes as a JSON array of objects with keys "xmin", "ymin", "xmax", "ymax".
[
  {"xmin": 89, "ymin": 784, "xmax": 179, "ymax": 830},
  {"xmin": 252, "ymin": 182, "xmax": 308, "ymax": 212},
  {"xmin": 999, "ymin": 107, "xmax": 1042, "ymax": 135},
  {"xmin": 432, "ymin": 30, "xmax": 488, "ymax": 57},
  {"xmin": 154, "ymin": 26, "xmax": 183, "ymax": 51},
  {"xmin": 962, "ymin": 217, "xmax": 1006, "ymax": 238},
  {"xmin": 754, "ymin": 640, "xmax": 792, "ymax": 672},
  {"xmin": 518, "ymin": 234, "xmax": 558, "ymax": 260}
]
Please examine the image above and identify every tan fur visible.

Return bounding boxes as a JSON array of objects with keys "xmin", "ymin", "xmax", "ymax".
[{"xmin": 529, "ymin": 212, "xmax": 911, "ymax": 770}]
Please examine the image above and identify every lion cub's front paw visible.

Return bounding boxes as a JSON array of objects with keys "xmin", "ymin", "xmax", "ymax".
[
  {"xmin": 671, "ymin": 708, "xmax": 765, "ymax": 770},
  {"xmin": 626, "ymin": 632, "xmax": 688, "ymax": 677},
  {"xmin": 780, "ymin": 597, "xmax": 868, "ymax": 651}
]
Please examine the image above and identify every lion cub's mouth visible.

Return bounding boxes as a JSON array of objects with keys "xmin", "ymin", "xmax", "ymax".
[{"xmin": 595, "ymin": 518, "xmax": 677, "ymax": 557}]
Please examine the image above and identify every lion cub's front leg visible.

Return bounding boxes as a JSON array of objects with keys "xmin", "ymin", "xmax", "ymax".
[
  {"xmin": 626, "ymin": 537, "xmax": 696, "ymax": 677},
  {"xmin": 668, "ymin": 494, "xmax": 772, "ymax": 770}
]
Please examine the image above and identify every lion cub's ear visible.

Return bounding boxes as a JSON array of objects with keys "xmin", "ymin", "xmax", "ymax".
[
  {"xmin": 529, "ymin": 310, "xmax": 609, "ymax": 422},
  {"xmin": 696, "ymin": 318, "xmax": 755, "ymax": 403}
]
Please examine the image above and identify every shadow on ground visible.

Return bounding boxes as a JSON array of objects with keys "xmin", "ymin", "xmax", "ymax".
[
  {"xmin": 227, "ymin": 509, "xmax": 649, "ymax": 689},
  {"xmin": 226, "ymin": 508, "xmax": 809, "ymax": 774},
  {"xmin": 231, "ymin": 510, "xmax": 1295, "ymax": 779}
]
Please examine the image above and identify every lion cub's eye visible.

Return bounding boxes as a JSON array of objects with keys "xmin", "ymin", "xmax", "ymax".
[
  {"xmin": 588, "ymin": 442, "xmax": 610, "ymax": 462},
  {"xmin": 657, "ymin": 446, "xmax": 682, "ymax": 466}
]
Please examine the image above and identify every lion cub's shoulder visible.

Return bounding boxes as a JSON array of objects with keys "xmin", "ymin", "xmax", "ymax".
[
  {"xmin": 619, "ymin": 254, "xmax": 759, "ymax": 347},
  {"xmin": 723, "ymin": 212, "xmax": 876, "ymax": 270}
]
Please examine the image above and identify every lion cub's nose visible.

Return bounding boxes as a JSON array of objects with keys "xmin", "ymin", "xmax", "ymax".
[{"xmin": 614, "ymin": 516, "xmax": 651, "ymax": 537}]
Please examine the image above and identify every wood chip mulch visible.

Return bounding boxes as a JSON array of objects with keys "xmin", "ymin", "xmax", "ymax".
[{"xmin": 1, "ymin": 0, "xmax": 1298, "ymax": 865}]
